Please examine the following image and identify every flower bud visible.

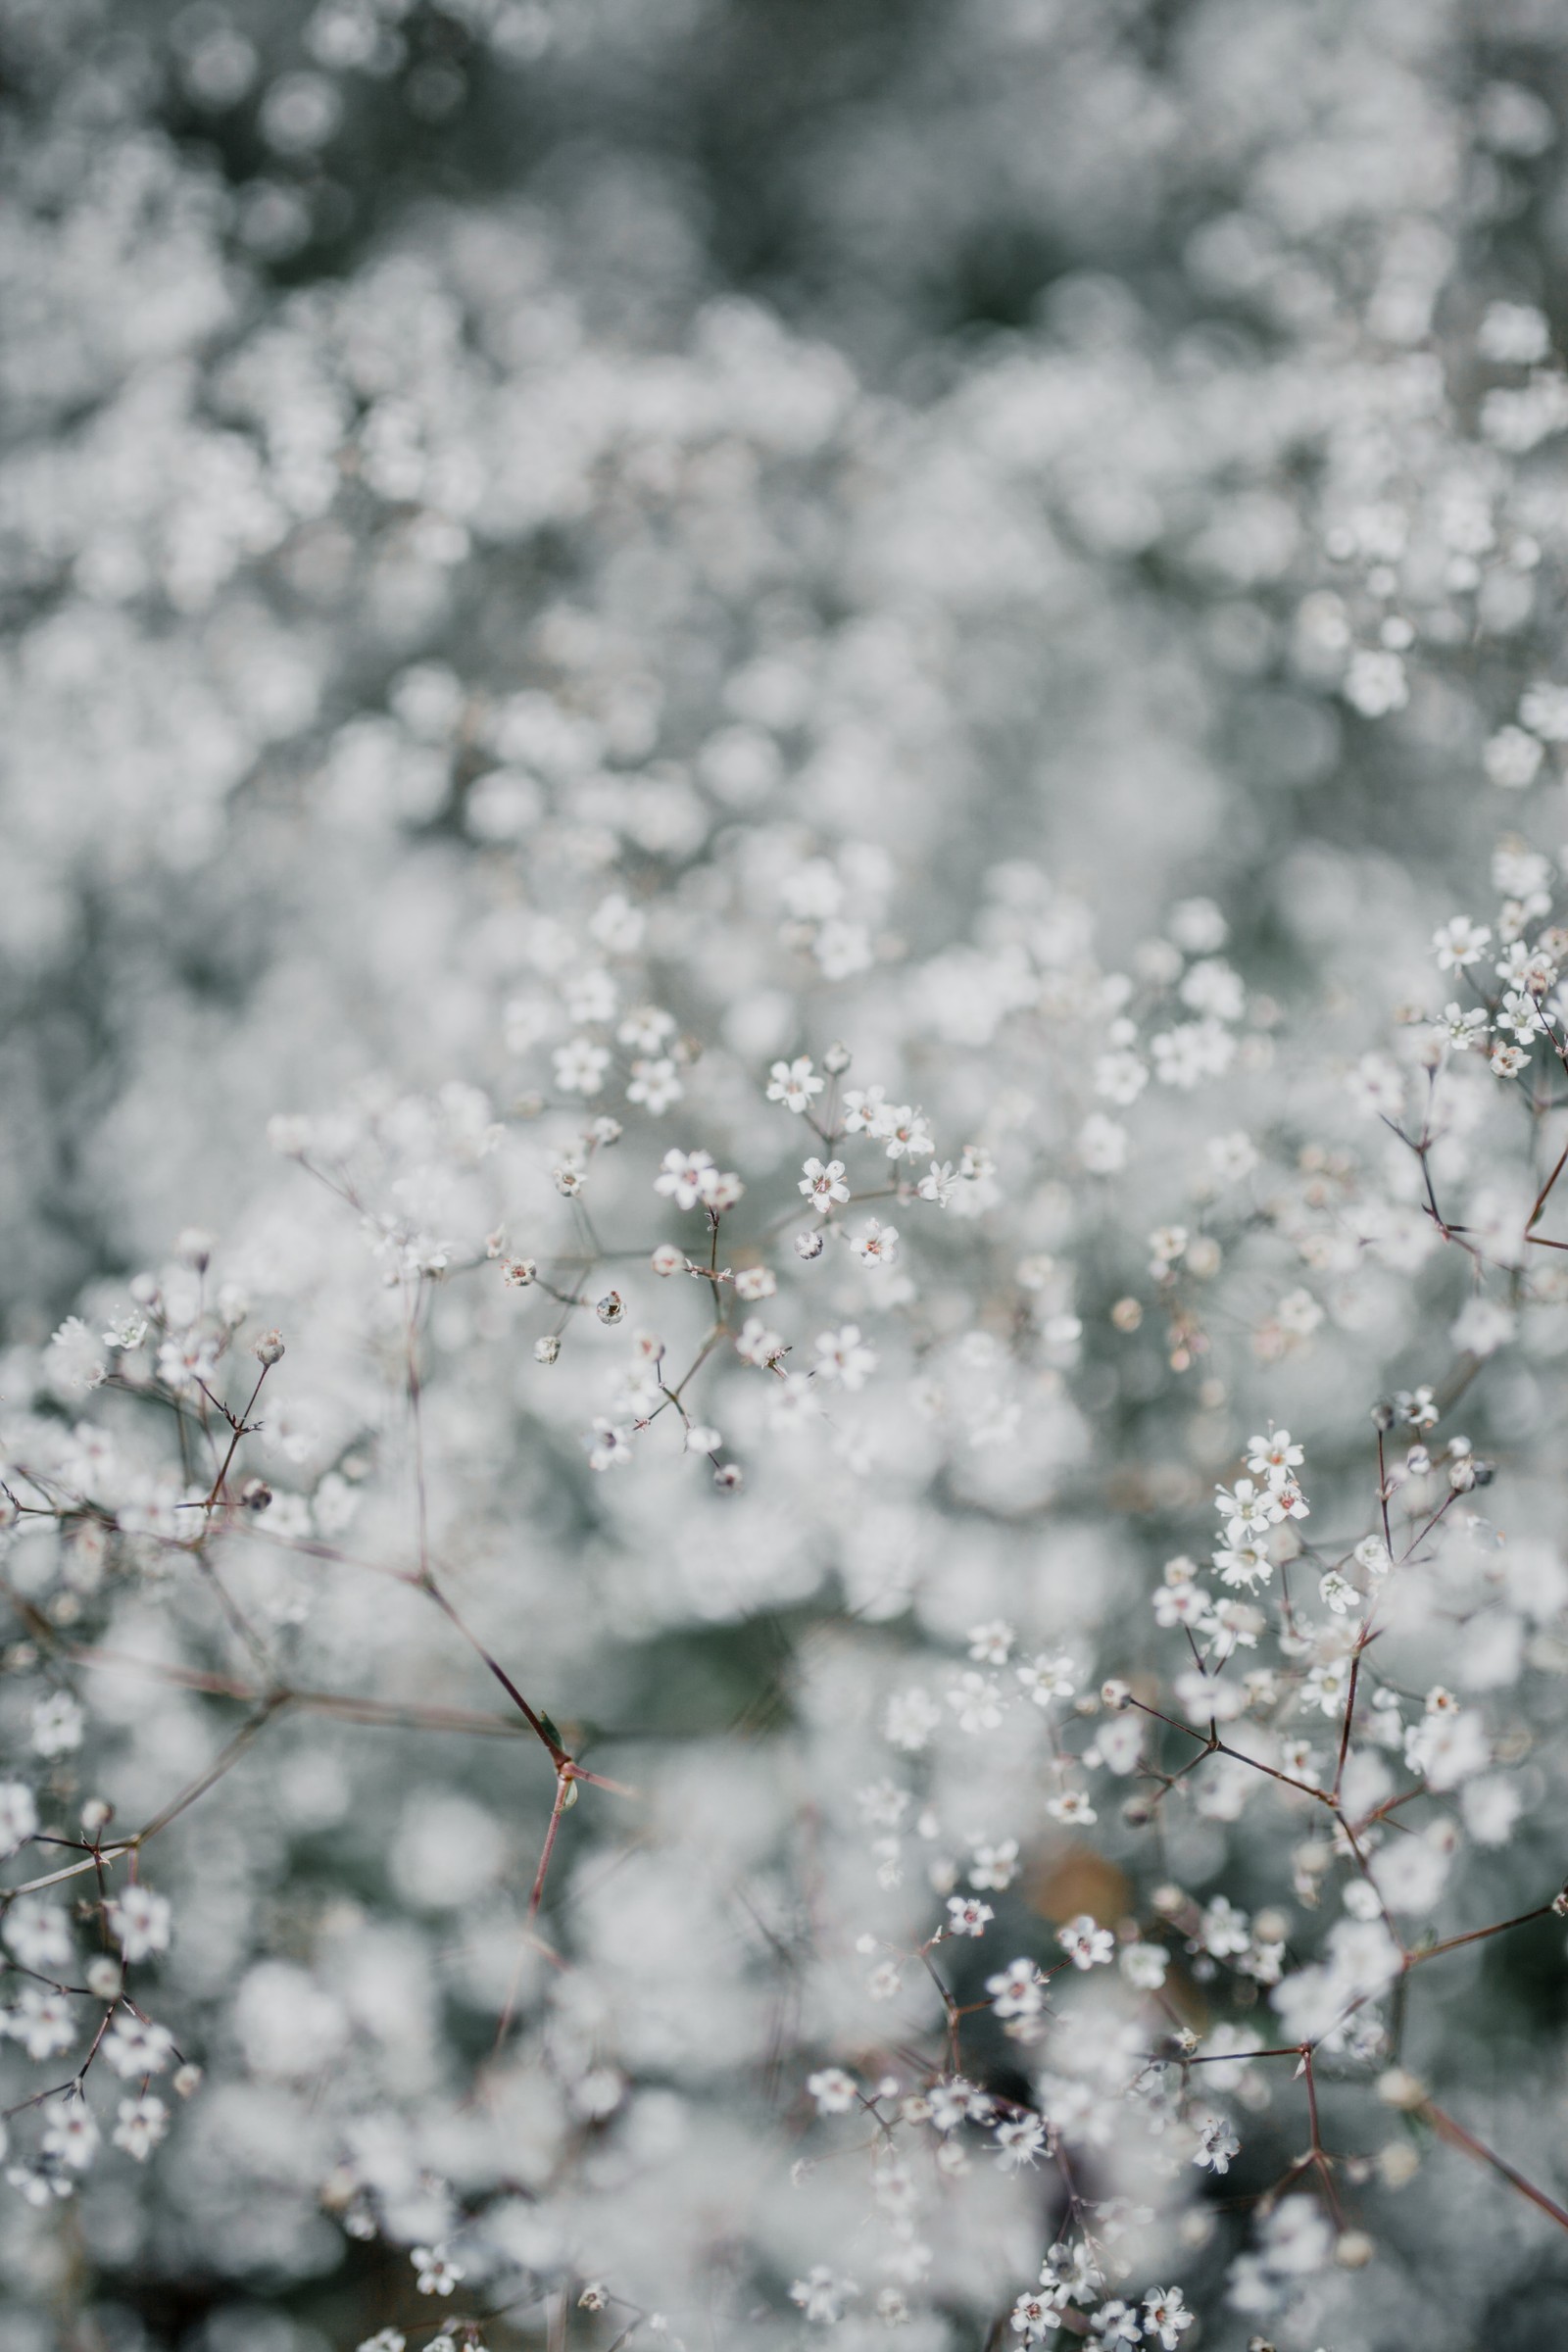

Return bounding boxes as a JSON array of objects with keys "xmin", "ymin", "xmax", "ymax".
[
  {"xmin": 534, "ymin": 1334, "xmax": 561, "ymax": 1365},
  {"xmin": 253, "ymin": 1329, "xmax": 285, "ymax": 1367}
]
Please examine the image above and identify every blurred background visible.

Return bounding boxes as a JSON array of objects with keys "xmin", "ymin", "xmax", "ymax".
[{"xmin": 6, "ymin": 2, "xmax": 1568, "ymax": 2347}]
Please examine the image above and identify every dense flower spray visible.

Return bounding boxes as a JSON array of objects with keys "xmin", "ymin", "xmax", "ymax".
[{"xmin": 7, "ymin": 4, "xmax": 1568, "ymax": 2349}]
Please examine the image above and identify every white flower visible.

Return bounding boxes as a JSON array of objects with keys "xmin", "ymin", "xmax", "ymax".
[
  {"xmin": 1193, "ymin": 2113, "xmax": 1241, "ymax": 2174},
  {"xmin": 1484, "ymin": 724, "xmax": 1544, "ymax": 787},
  {"xmin": 1046, "ymin": 1789, "xmax": 1097, "ymax": 1827},
  {"xmin": 7, "ymin": 1987, "xmax": 75, "ymax": 2061},
  {"xmin": 842, "ymin": 1085, "xmax": 888, "ymax": 1135},
  {"xmin": 3, "ymin": 1900, "xmax": 71, "ymax": 1973},
  {"xmin": 1405, "ymin": 1700, "xmax": 1490, "ymax": 1789},
  {"xmin": 1055, "ymin": 1915, "xmax": 1114, "ymax": 1970},
  {"xmin": 993, "ymin": 2114, "xmax": 1047, "ymax": 2169},
  {"xmin": 947, "ymin": 1671, "xmax": 1004, "ymax": 1734},
  {"xmin": 1010, "ymin": 2289, "xmax": 1062, "ymax": 2339},
  {"xmin": 586, "ymin": 1419, "xmax": 635, "ymax": 1472},
  {"xmin": 30, "ymin": 1693, "xmax": 83, "ymax": 1757},
  {"xmin": 765, "ymin": 1056, "xmax": 823, "ymax": 1111},
  {"xmin": 1432, "ymin": 915, "xmax": 1492, "ymax": 971},
  {"xmin": 1094, "ymin": 1050, "xmax": 1148, "ymax": 1105},
  {"xmin": 946, "ymin": 1893, "xmax": 994, "ymax": 1937},
  {"xmin": 0, "ymin": 1783, "xmax": 38, "ymax": 1859},
  {"xmin": 46, "ymin": 1316, "xmax": 107, "ymax": 1394},
  {"xmin": 1206, "ymin": 1130, "xmax": 1258, "ymax": 1182},
  {"xmin": 806, "ymin": 2066, "xmax": 858, "ymax": 2114},
  {"xmin": 735, "ymin": 1317, "xmax": 785, "ymax": 1368},
  {"xmin": 553, "ymin": 1037, "xmax": 611, "ymax": 1096},
  {"xmin": 1119, "ymin": 1941, "xmax": 1168, "ymax": 1989},
  {"xmin": 1198, "ymin": 1895, "xmax": 1251, "ymax": 1957},
  {"xmin": 967, "ymin": 1619, "xmax": 1014, "ymax": 1664},
  {"xmin": 853, "ymin": 1217, "xmax": 900, "ymax": 1267},
  {"xmin": 790, "ymin": 2268, "xmax": 857, "ymax": 2325},
  {"xmin": 1347, "ymin": 1053, "xmax": 1405, "ymax": 1117},
  {"xmin": 112, "ymin": 2095, "xmax": 170, "ymax": 2162},
  {"xmin": 879, "ymin": 1105, "xmax": 934, "ymax": 1161},
  {"xmin": 1079, "ymin": 1113, "xmax": 1128, "ymax": 1172},
  {"xmin": 1344, "ymin": 647, "xmax": 1407, "ymax": 715},
  {"xmin": 1301, "ymin": 1659, "xmax": 1351, "ymax": 1717},
  {"xmin": 986, "ymin": 1956, "xmax": 1044, "ymax": 2018},
  {"xmin": 107, "ymin": 1886, "xmax": 172, "ymax": 1964},
  {"xmin": 813, "ymin": 1324, "xmax": 877, "ymax": 1390},
  {"xmin": 41, "ymin": 2099, "xmax": 99, "ymax": 2173},
  {"xmin": 102, "ymin": 2014, "xmax": 176, "ymax": 2079},
  {"xmin": 1016, "ymin": 1652, "xmax": 1075, "ymax": 1706},
  {"xmin": 626, "ymin": 1056, "xmax": 683, "ymax": 1112},
  {"xmin": 1141, "ymin": 2285, "xmax": 1193, "ymax": 2348},
  {"xmin": 884, "ymin": 1688, "xmax": 941, "ymax": 1750},
  {"xmin": 799, "ymin": 1156, "xmax": 850, "ymax": 1213},
  {"xmin": 918, "ymin": 1158, "xmax": 959, "ymax": 1204},
  {"xmin": 970, "ymin": 1838, "xmax": 1020, "ymax": 1891},
  {"xmin": 654, "ymin": 1148, "xmax": 717, "ymax": 1210},
  {"xmin": 1436, "ymin": 1001, "xmax": 1490, "ymax": 1051},
  {"xmin": 1246, "ymin": 1428, "xmax": 1303, "ymax": 1479},
  {"xmin": 413, "ymin": 2244, "xmax": 464, "ymax": 2296},
  {"xmin": 1450, "ymin": 1298, "xmax": 1516, "ymax": 1357}
]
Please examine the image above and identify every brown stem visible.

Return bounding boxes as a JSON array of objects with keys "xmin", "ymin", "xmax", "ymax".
[{"xmin": 1423, "ymin": 2099, "xmax": 1568, "ymax": 2233}]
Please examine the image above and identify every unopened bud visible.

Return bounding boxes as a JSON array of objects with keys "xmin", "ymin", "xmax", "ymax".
[
  {"xmin": 795, "ymin": 1230, "xmax": 824, "ymax": 1261},
  {"xmin": 596, "ymin": 1292, "xmax": 625, "ymax": 1325},
  {"xmin": 253, "ymin": 1329, "xmax": 285, "ymax": 1367},
  {"xmin": 822, "ymin": 1042, "xmax": 852, "ymax": 1074},
  {"xmin": 239, "ymin": 1477, "xmax": 271, "ymax": 1511},
  {"xmin": 1335, "ymin": 2230, "xmax": 1375, "ymax": 2269},
  {"xmin": 713, "ymin": 1463, "xmax": 744, "ymax": 1494},
  {"xmin": 534, "ymin": 1335, "xmax": 561, "ymax": 1365},
  {"xmin": 503, "ymin": 1257, "xmax": 537, "ymax": 1288},
  {"xmin": 85, "ymin": 1956, "xmax": 122, "ymax": 1999}
]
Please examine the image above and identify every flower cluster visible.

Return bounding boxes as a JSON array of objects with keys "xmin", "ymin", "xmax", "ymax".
[{"xmin": 9, "ymin": 2, "xmax": 1568, "ymax": 2347}]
